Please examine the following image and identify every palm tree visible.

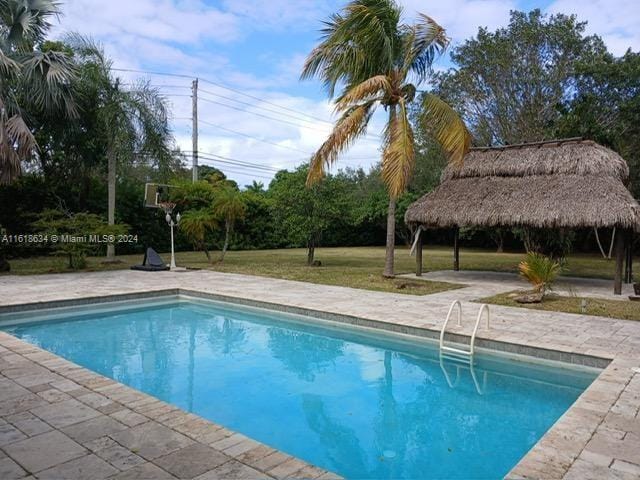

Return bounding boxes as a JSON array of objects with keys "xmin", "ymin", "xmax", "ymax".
[
  {"xmin": 213, "ymin": 188, "xmax": 246, "ymax": 263},
  {"xmin": 245, "ymin": 180, "xmax": 265, "ymax": 193},
  {"xmin": 0, "ymin": 0, "xmax": 76, "ymax": 184},
  {"xmin": 301, "ymin": 0, "xmax": 471, "ymax": 277},
  {"xmin": 66, "ymin": 36, "xmax": 173, "ymax": 261},
  {"xmin": 179, "ymin": 208, "xmax": 218, "ymax": 262}
]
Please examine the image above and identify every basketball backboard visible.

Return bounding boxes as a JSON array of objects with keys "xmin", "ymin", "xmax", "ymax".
[{"xmin": 144, "ymin": 183, "xmax": 174, "ymax": 208}]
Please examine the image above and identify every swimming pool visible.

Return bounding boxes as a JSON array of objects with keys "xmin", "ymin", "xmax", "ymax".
[{"xmin": 1, "ymin": 297, "xmax": 598, "ymax": 479}]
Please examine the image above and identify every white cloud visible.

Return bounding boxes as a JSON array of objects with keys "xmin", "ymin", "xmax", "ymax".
[
  {"xmin": 546, "ymin": 0, "xmax": 640, "ymax": 55},
  {"xmin": 220, "ymin": 0, "xmax": 332, "ymax": 31},
  {"xmin": 55, "ymin": 0, "xmax": 239, "ymax": 44},
  {"xmin": 399, "ymin": 0, "xmax": 516, "ymax": 45}
]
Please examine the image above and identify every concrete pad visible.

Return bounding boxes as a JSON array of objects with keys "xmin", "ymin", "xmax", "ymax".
[
  {"xmin": 0, "ymin": 456, "xmax": 27, "ymax": 479},
  {"xmin": 0, "ymin": 378, "xmax": 31, "ymax": 402},
  {"xmin": 0, "ymin": 423, "xmax": 27, "ymax": 447},
  {"xmin": 155, "ymin": 443, "xmax": 229, "ymax": 479},
  {"xmin": 3, "ymin": 431, "xmax": 86, "ymax": 473},
  {"xmin": 110, "ymin": 422, "xmax": 193, "ymax": 461},
  {"xmin": 31, "ymin": 398, "xmax": 101, "ymax": 428},
  {"xmin": 0, "ymin": 394, "xmax": 47, "ymax": 417},
  {"xmin": 95, "ymin": 444, "xmax": 146, "ymax": 471},
  {"xmin": 195, "ymin": 460, "xmax": 265, "ymax": 480},
  {"xmin": 35, "ymin": 454, "xmax": 118, "ymax": 479},
  {"xmin": 5, "ymin": 412, "xmax": 52, "ymax": 437},
  {"xmin": 109, "ymin": 462, "xmax": 176, "ymax": 479},
  {"xmin": 61, "ymin": 415, "xmax": 127, "ymax": 444},
  {"xmin": 110, "ymin": 409, "xmax": 148, "ymax": 427}
]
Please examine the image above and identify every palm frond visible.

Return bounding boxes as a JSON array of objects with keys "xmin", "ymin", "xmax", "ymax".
[
  {"xmin": 21, "ymin": 50, "xmax": 77, "ymax": 117},
  {"xmin": 519, "ymin": 252, "xmax": 561, "ymax": 294},
  {"xmin": 0, "ymin": 45, "xmax": 20, "ymax": 76},
  {"xmin": 180, "ymin": 208, "xmax": 218, "ymax": 244},
  {"xmin": 301, "ymin": 0, "xmax": 401, "ymax": 97},
  {"xmin": 5, "ymin": 0, "xmax": 61, "ymax": 47},
  {"xmin": 381, "ymin": 98, "xmax": 414, "ymax": 198},
  {"xmin": 213, "ymin": 188, "xmax": 246, "ymax": 222},
  {"xmin": 307, "ymin": 101, "xmax": 375, "ymax": 186},
  {"xmin": 402, "ymin": 14, "xmax": 448, "ymax": 81},
  {"xmin": 6, "ymin": 114, "xmax": 36, "ymax": 157},
  {"xmin": 336, "ymin": 74, "xmax": 391, "ymax": 111},
  {"xmin": 421, "ymin": 93, "xmax": 472, "ymax": 166},
  {"xmin": 0, "ymin": 113, "xmax": 36, "ymax": 184}
]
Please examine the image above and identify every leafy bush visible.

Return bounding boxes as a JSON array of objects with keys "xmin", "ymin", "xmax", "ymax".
[
  {"xmin": 518, "ymin": 252, "xmax": 562, "ymax": 295},
  {"xmin": 34, "ymin": 210, "xmax": 128, "ymax": 269}
]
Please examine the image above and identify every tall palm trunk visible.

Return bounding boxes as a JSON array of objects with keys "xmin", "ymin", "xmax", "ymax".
[
  {"xmin": 383, "ymin": 105, "xmax": 397, "ymax": 278},
  {"xmin": 220, "ymin": 219, "xmax": 231, "ymax": 263},
  {"xmin": 106, "ymin": 148, "xmax": 116, "ymax": 261},
  {"xmin": 383, "ymin": 197, "xmax": 396, "ymax": 277}
]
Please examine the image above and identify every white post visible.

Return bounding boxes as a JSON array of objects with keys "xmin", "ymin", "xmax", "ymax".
[
  {"xmin": 169, "ymin": 221, "xmax": 176, "ymax": 269},
  {"xmin": 165, "ymin": 210, "xmax": 180, "ymax": 270}
]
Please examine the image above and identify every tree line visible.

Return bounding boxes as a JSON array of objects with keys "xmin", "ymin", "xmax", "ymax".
[{"xmin": 0, "ymin": 1, "xmax": 638, "ymax": 272}]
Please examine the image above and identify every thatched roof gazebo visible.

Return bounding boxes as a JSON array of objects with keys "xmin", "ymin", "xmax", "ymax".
[{"xmin": 405, "ymin": 138, "xmax": 640, "ymax": 294}]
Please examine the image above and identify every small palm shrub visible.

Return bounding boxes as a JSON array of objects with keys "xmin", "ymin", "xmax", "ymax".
[{"xmin": 518, "ymin": 252, "xmax": 561, "ymax": 296}]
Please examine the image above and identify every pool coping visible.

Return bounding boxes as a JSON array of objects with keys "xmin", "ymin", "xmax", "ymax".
[{"xmin": 0, "ymin": 287, "xmax": 638, "ymax": 479}]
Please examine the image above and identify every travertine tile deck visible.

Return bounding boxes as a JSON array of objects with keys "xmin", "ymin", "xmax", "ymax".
[{"xmin": 0, "ymin": 269, "xmax": 639, "ymax": 479}]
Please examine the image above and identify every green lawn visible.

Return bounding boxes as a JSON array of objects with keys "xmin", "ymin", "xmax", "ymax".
[
  {"xmin": 3, "ymin": 246, "xmax": 636, "ymax": 297},
  {"xmin": 481, "ymin": 291, "xmax": 640, "ymax": 322}
]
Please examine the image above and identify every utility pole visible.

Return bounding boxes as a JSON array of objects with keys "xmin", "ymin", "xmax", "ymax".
[{"xmin": 192, "ymin": 78, "xmax": 198, "ymax": 182}]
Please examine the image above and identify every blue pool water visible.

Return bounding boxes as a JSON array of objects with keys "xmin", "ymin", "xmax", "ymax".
[{"xmin": 2, "ymin": 298, "xmax": 598, "ymax": 479}]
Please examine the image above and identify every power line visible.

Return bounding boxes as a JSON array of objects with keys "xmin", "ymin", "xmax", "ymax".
[
  {"xmin": 111, "ymin": 66, "xmax": 383, "ymax": 140},
  {"xmin": 199, "ymin": 87, "xmax": 330, "ymax": 129},
  {"xmin": 111, "ymin": 67, "xmax": 192, "ymax": 80},
  {"xmin": 197, "ymin": 96, "xmax": 331, "ymax": 133},
  {"xmin": 198, "ymin": 119, "xmax": 312, "ymax": 155},
  {"xmin": 192, "ymin": 151, "xmax": 282, "ymax": 172},
  {"xmin": 199, "ymin": 157, "xmax": 280, "ymax": 174},
  {"xmin": 197, "ymin": 158, "xmax": 274, "ymax": 180},
  {"xmin": 199, "ymin": 78, "xmax": 338, "ymax": 126},
  {"xmin": 113, "ymin": 68, "xmax": 382, "ymax": 168},
  {"xmin": 198, "ymin": 87, "xmax": 382, "ymax": 142}
]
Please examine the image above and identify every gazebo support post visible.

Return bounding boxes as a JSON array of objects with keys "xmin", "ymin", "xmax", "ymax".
[
  {"xmin": 453, "ymin": 227, "xmax": 460, "ymax": 272},
  {"xmin": 624, "ymin": 230, "xmax": 633, "ymax": 284},
  {"xmin": 614, "ymin": 229, "xmax": 625, "ymax": 294},
  {"xmin": 415, "ymin": 229, "xmax": 423, "ymax": 277}
]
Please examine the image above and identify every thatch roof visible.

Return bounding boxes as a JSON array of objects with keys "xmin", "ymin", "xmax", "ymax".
[{"xmin": 405, "ymin": 139, "xmax": 640, "ymax": 231}]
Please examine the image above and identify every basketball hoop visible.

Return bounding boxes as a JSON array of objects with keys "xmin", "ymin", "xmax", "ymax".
[
  {"xmin": 144, "ymin": 183, "xmax": 176, "ymax": 209},
  {"xmin": 157, "ymin": 202, "xmax": 176, "ymax": 214}
]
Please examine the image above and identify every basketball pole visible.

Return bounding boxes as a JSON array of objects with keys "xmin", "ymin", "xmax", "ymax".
[{"xmin": 192, "ymin": 78, "xmax": 198, "ymax": 182}]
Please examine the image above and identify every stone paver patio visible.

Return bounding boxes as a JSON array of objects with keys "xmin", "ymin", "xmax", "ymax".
[
  {"xmin": 401, "ymin": 270, "xmax": 635, "ymax": 301},
  {"xmin": 0, "ymin": 269, "xmax": 639, "ymax": 479}
]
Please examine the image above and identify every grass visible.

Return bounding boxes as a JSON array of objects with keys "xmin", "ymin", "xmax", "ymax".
[
  {"xmin": 481, "ymin": 291, "xmax": 640, "ymax": 322},
  {"xmin": 3, "ymin": 246, "xmax": 637, "ymax": 297}
]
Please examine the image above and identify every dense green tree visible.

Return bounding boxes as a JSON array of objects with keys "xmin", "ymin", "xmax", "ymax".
[
  {"xmin": 302, "ymin": 0, "xmax": 471, "ymax": 277},
  {"xmin": 269, "ymin": 166, "xmax": 353, "ymax": 265},
  {"xmin": 234, "ymin": 188, "xmax": 277, "ymax": 250},
  {"xmin": 432, "ymin": 9, "xmax": 607, "ymax": 145},
  {"xmin": 555, "ymin": 50, "xmax": 640, "ymax": 197}
]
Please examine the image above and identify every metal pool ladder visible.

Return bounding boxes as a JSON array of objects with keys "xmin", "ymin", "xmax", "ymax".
[{"xmin": 439, "ymin": 300, "xmax": 490, "ymax": 359}]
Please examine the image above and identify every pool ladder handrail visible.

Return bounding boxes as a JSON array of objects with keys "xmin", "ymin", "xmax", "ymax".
[
  {"xmin": 439, "ymin": 301, "xmax": 490, "ymax": 357},
  {"xmin": 439, "ymin": 354, "xmax": 488, "ymax": 395}
]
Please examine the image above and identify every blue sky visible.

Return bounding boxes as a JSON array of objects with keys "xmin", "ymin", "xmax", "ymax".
[{"xmin": 54, "ymin": 0, "xmax": 639, "ymax": 187}]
